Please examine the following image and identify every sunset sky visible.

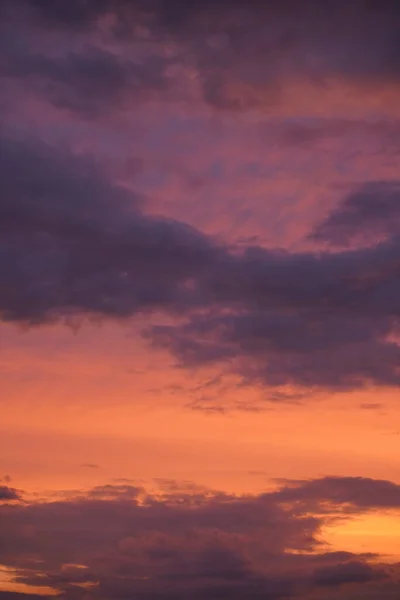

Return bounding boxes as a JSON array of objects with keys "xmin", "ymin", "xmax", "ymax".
[{"xmin": 1, "ymin": 1, "xmax": 400, "ymax": 599}]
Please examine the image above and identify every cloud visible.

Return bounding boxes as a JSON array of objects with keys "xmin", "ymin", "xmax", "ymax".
[
  {"xmin": 145, "ymin": 176, "xmax": 400, "ymax": 396},
  {"xmin": 0, "ymin": 130, "xmax": 219, "ymax": 324},
  {"xmin": 1, "ymin": 0, "xmax": 400, "ymax": 116},
  {"xmin": 0, "ymin": 486, "xmax": 20, "ymax": 501},
  {"xmin": 148, "ymin": 235, "xmax": 400, "ymax": 394},
  {"xmin": 0, "ymin": 593, "xmax": 51, "ymax": 600},
  {"xmin": 7, "ymin": 0, "xmax": 135, "ymax": 31},
  {"xmin": 272, "ymin": 476, "xmax": 400, "ymax": 512},
  {"xmin": 360, "ymin": 403, "xmax": 383, "ymax": 410},
  {"xmin": 268, "ymin": 118, "xmax": 400, "ymax": 151},
  {"xmin": 0, "ymin": 15, "xmax": 171, "ymax": 118},
  {"xmin": 0, "ymin": 482, "xmax": 313, "ymax": 599},
  {"xmin": 148, "ymin": 304, "xmax": 400, "ymax": 392},
  {"xmin": 0, "ymin": 477, "xmax": 398, "ymax": 600},
  {"xmin": 311, "ymin": 181, "xmax": 400, "ymax": 247},
  {"xmin": 312, "ymin": 561, "xmax": 386, "ymax": 587},
  {"xmin": 1, "ymin": 127, "xmax": 400, "ymax": 396}
]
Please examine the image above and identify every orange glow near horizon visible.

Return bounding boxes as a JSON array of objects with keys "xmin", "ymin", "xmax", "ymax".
[{"xmin": 2, "ymin": 3, "xmax": 400, "ymax": 598}]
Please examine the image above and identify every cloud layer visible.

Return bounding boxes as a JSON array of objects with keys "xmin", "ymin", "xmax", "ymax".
[
  {"xmin": 1, "ymin": 476, "xmax": 398, "ymax": 600},
  {"xmin": 2, "ymin": 0, "xmax": 400, "ymax": 117},
  {"xmin": 1, "ymin": 124, "xmax": 400, "ymax": 396},
  {"xmin": 2, "ymin": 4, "xmax": 400, "ymax": 600},
  {"xmin": 0, "ymin": 0, "xmax": 399, "ymax": 401}
]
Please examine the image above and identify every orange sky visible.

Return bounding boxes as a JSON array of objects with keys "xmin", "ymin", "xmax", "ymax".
[
  {"xmin": 2, "ymin": 320, "xmax": 400, "ymax": 562},
  {"xmin": 1, "ymin": 2, "xmax": 400, "ymax": 599}
]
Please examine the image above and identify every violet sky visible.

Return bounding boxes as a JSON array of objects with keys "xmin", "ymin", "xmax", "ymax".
[{"xmin": 1, "ymin": 1, "xmax": 400, "ymax": 599}]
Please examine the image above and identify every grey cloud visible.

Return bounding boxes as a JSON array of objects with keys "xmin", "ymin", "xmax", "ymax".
[
  {"xmin": 0, "ymin": 24, "xmax": 170, "ymax": 118},
  {"xmin": 313, "ymin": 551, "xmax": 379, "ymax": 563},
  {"xmin": 148, "ymin": 307, "xmax": 400, "ymax": 391},
  {"xmin": 1, "ymin": 477, "xmax": 397, "ymax": 600},
  {"xmin": 0, "ymin": 132, "xmax": 218, "ymax": 324},
  {"xmin": 311, "ymin": 181, "xmax": 400, "ymax": 247},
  {"xmin": 148, "ymin": 233, "xmax": 400, "ymax": 393},
  {"xmin": 1, "ymin": 0, "xmax": 124, "ymax": 31},
  {"xmin": 0, "ymin": 486, "xmax": 21, "ymax": 501},
  {"xmin": 0, "ymin": 483, "xmax": 315, "ymax": 599},
  {"xmin": 2, "ymin": 0, "xmax": 400, "ymax": 115},
  {"xmin": 273, "ymin": 476, "xmax": 400, "ymax": 511},
  {"xmin": 313, "ymin": 561, "xmax": 386, "ymax": 587},
  {"xmin": 156, "ymin": 0, "xmax": 400, "ymax": 112},
  {"xmin": 0, "ymin": 593, "xmax": 52, "ymax": 600},
  {"xmin": 267, "ymin": 118, "xmax": 400, "ymax": 152},
  {"xmin": 1, "ymin": 128, "xmax": 400, "ymax": 395}
]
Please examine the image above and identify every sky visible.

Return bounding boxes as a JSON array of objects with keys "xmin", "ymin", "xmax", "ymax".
[{"xmin": 1, "ymin": 0, "xmax": 400, "ymax": 599}]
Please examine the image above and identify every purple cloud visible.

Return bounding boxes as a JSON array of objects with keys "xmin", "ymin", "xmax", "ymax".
[
  {"xmin": 0, "ymin": 486, "xmax": 21, "ymax": 501},
  {"xmin": 1, "ymin": 127, "xmax": 400, "ymax": 396},
  {"xmin": 311, "ymin": 181, "xmax": 400, "ymax": 247},
  {"xmin": 0, "ymin": 476, "xmax": 397, "ymax": 599},
  {"xmin": 272, "ymin": 476, "xmax": 400, "ymax": 512},
  {"xmin": 313, "ymin": 560, "xmax": 386, "ymax": 587},
  {"xmin": 1, "ymin": 0, "xmax": 400, "ymax": 399},
  {"xmin": 0, "ymin": 131, "xmax": 220, "ymax": 324},
  {"xmin": 1, "ymin": 0, "xmax": 400, "ymax": 116}
]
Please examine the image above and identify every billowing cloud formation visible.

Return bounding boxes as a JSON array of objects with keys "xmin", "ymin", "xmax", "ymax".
[
  {"xmin": 0, "ymin": 486, "xmax": 20, "ymax": 501},
  {"xmin": 148, "ymin": 234, "xmax": 400, "ymax": 393},
  {"xmin": 1, "ymin": 0, "xmax": 400, "ymax": 400},
  {"xmin": 1, "ymin": 0, "xmax": 400, "ymax": 115},
  {"xmin": 0, "ymin": 130, "xmax": 218, "ymax": 323},
  {"xmin": 273, "ymin": 476, "xmax": 400, "ymax": 511},
  {"xmin": 312, "ymin": 561, "xmax": 385, "ymax": 587},
  {"xmin": 0, "ymin": 22, "xmax": 170, "ymax": 117},
  {"xmin": 311, "ymin": 181, "xmax": 400, "ymax": 247},
  {"xmin": 2, "ymin": 4, "xmax": 400, "ymax": 600},
  {"xmin": 1, "ymin": 127, "xmax": 400, "ymax": 395},
  {"xmin": 0, "ymin": 476, "xmax": 397, "ymax": 600}
]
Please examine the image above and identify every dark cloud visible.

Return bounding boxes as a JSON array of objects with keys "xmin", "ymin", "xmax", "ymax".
[
  {"xmin": 146, "ymin": 175, "xmax": 400, "ymax": 395},
  {"xmin": 153, "ymin": 0, "xmax": 400, "ymax": 94},
  {"xmin": 0, "ymin": 482, "xmax": 313, "ymax": 599},
  {"xmin": 312, "ymin": 551, "xmax": 378, "ymax": 563},
  {"xmin": 1, "ymin": 0, "xmax": 400, "ymax": 115},
  {"xmin": 148, "ymin": 234, "xmax": 400, "ymax": 393},
  {"xmin": 0, "ymin": 593, "xmax": 52, "ymax": 600},
  {"xmin": 311, "ymin": 181, "xmax": 400, "ymax": 247},
  {"xmin": 0, "ymin": 21, "xmax": 170, "ymax": 118},
  {"xmin": 269, "ymin": 119, "xmax": 400, "ymax": 151},
  {"xmin": 1, "ymin": 0, "xmax": 125, "ymax": 30},
  {"xmin": 0, "ymin": 131, "xmax": 219, "ymax": 324},
  {"xmin": 17, "ymin": 0, "xmax": 221, "ymax": 35},
  {"xmin": 1, "ymin": 128, "xmax": 400, "ymax": 395},
  {"xmin": 0, "ymin": 477, "xmax": 398, "ymax": 600},
  {"xmin": 272, "ymin": 476, "xmax": 400, "ymax": 511},
  {"xmin": 148, "ymin": 307, "xmax": 400, "ymax": 391},
  {"xmin": 313, "ymin": 561, "xmax": 386, "ymax": 587},
  {"xmin": 0, "ymin": 485, "xmax": 21, "ymax": 501}
]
